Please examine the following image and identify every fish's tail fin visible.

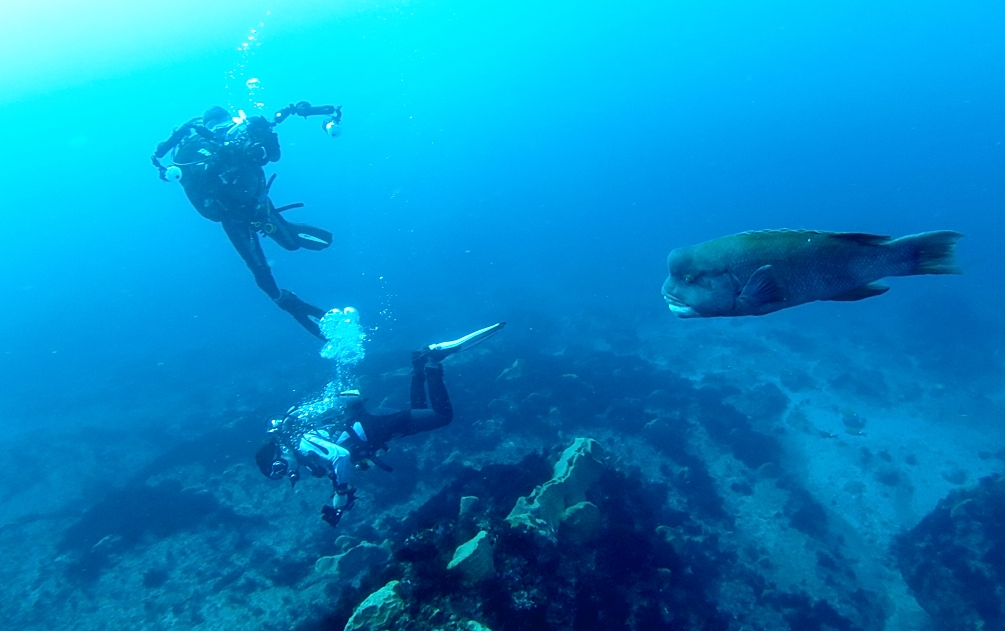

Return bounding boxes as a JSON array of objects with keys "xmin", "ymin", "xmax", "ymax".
[{"xmin": 892, "ymin": 230, "xmax": 964, "ymax": 275}]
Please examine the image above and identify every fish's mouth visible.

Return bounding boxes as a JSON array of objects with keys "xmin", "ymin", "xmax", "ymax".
[{"xmin": 663, "ymin": 293, "xmax": 698, "ymax": 318}]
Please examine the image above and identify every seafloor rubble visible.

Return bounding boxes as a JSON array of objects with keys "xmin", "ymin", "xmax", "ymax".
[{"xmin": 4, "ymin": 316, "xmax": 1004, "ymax": 631}]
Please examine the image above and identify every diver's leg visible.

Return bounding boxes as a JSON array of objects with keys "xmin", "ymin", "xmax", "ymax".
[
  {"xmin": 362, "ymin": 361, "xmax": 451, "ymax": 441},
  {"xmin": 262, "ymin": 207, "xmax": 302, "ymax": 252},
  {"xmin": 364, "ymin": 407, "xmax": 449, "ymax": 440},
  {"xmin": 424, "ymin": 362, "xmax": 453, "ymax": 424},
  {"xmin": 262, "ymin": 199, "xmax": 333, "ymax": 252},
  {"xmin": 275, "ymin": 291, "xmax": 326, "ymax": 340},
  {"xmin": 221, "ymin": 219, "xmax": 281, "ymax": 299},
  {"xmin": 222, "ymin": 219, "xmax": 325, "ymax": 339},
  {"xmin": 404, "ymin": 408, "xmax": 451, "ymax": 433},
  {"xmin": 410, "ymin": 353, "xmax": 429, "ymax": 410}
]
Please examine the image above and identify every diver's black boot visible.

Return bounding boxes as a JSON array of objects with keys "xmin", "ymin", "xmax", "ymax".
[
  {"xmin": 415, "ymin": 322, "xmax": 507, "ymax": 362},
  {"xmin": 275, "ymin": 290, "xmax": 326, "ymax": 340}
]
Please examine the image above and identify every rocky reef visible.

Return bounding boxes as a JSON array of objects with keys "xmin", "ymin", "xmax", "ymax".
[
  {"xmin": 896, "ymin": 474, "xmax": 1005, "ymax": 631},
  {"xmin": 334, "ymin": 436, "xmax": 726, "ymax": 631},
  {"xmin": 330, "ymin": 423, "xmax": 894, "ymax": 631},
  {"xmin": 10, "ymin": 330, "xmax": 996, "ymax": 631}
]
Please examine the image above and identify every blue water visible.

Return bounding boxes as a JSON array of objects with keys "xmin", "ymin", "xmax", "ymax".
[{"xmin": 1, "ymin": 1, "xmax": 1003, "ymax": 629}]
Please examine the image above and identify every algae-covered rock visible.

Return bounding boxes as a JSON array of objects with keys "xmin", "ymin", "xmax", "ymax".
[
  {"xmin": 315, "ymin": 541, "xmax": 390, "ymax": 586},
  {"xmin": 335, "ymin": 534, "xmax": 360, "ymax": 552},
  {"xmin": 506, "ymin": 437, "xmax": 604, "ymax": 539},
  {"xmin": 496, "ymin": 359, "xmax": 523, "ymax": 380},
  {"xmin": 459, "ymin": 495, "xmax": 481, "ymax": 519},
  {"xmin": 344, "ymin": 580, "xmax": 405, "ymax": 631},
  {"xmin": 447, "ymin": 530, "xmax": 495, "ymax": 583},
  {"xmin": 457, "ymin": 495, "xmax": 483, "ymax": 541},
  {"xmin": 314, "ymin": 555, "xmax": 338, "ymax": 574},
  {"xmin": 559, "ymin": 501, "xmax": 601, "ymax": 545},
  {"xmin": 337, "ymin": 542, "xmax": 390, "ymax": 581}
]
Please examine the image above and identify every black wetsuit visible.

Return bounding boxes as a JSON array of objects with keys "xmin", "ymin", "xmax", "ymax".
[{"xmin": 171, "ymin": 116, "xmax": 331, "ymax": 338}]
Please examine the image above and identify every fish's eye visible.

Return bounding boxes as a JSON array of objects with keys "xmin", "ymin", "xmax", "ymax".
[{"xmin": 683, "ymin": 274, "xmax": 694, "ymax": 284}]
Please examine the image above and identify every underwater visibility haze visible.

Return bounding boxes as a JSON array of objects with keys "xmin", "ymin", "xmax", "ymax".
[{"xmin": 0, "ymin": 1, "xmax": 1004, "ymax": 629}]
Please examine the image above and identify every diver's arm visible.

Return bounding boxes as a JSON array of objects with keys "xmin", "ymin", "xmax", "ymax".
[
  {"xmin": 331, "ymin": 451, "xmax": 354, "ymax": 490},
  {"xmin": 283, "ymin": 446, "xmax": 302, "ymax": 486},
  {"xmin": 322, "ymin": 469, "xmax": 356, "ymax": 527},
  {"xmin": 262, "ymin": 130, "xmax": 281, "ymax": 163},
  {"xmin": 332, "ymin": 483, "xmax": 356, "ymax": 509},
  {"xmin": 245, "ymin": 116, "xmax": 281, "ymax": 164},
  {"xmin": 331, "ymin": 450, "xmax": 355, "ymax": 510}
]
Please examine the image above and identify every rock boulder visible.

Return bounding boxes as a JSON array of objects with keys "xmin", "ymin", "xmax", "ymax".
[{"xmin": 506, "ymin": 437, "xmax": 604, "ymax": 542}]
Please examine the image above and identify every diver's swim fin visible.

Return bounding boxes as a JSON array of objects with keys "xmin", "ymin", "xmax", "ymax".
[
  {"xmin": 418, "ymin": 322, "xmax": 506, "ymax": 362},
  {"xmin": 275, "ymin": 290, "xmax": 326, "ymax": 340},
  {"xmin": 289, "ymin": 222, "xmax": 333, "ymax": 251}
]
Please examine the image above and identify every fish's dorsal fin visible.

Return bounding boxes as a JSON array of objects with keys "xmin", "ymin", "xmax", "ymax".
[
  {"xmin": 827, "ymin": 233, "xmax": 891, "ymax": 246},
  {"xmin": 739, "ymin": 265, "xmax": 784, "ymax": 305},
  {"xmin": 734, "ymin": 229, "xmax": 891, "ymax": 246},
  {"xmin": 736, "ymin": 228, "xmax": 828, "ymax": 237},
  {"xmin": 826, "ymin": 283, "xmax": 890, "ymax": 302}
]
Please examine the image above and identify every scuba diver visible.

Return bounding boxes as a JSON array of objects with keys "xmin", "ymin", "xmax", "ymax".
[
  {"xmin": 152, "ymin": 102, "xmax": 343, "ymax": 338},
  {"xmin": 255, "ymin": 322, "xmax": 506, "ymax": 528}
]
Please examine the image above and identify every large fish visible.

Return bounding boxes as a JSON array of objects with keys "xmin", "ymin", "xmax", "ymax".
[{"xmin": 661, "ymin": 229, "xmax": 963, "ymax": 318}]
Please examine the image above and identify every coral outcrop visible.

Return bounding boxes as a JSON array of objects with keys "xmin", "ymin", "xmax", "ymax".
[
  {"xmin": 327, "ymin": 441, "xmax": 730, "ymax": 630},
  {"xmin": 316, "ymin": 541, "xmax": 391, "ymax": 590},
  {"xmin": 505, "ymin": 437, "xmax": 603, "ymax": 542},
  {"xmin": 344, "ymin": 580, "xmax": 405, "ymax": 631},
  {"xmin": 447, "ymin": 530, "xmax": 495, "ymax": 583}
]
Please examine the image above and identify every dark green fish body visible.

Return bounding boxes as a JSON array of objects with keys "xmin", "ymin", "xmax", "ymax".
[{"xmin": 662, "ymin": 229, "xmax": 963, "ymax": 318}]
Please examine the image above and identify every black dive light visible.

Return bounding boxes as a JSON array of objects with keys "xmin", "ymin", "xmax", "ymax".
[
  {"xmin": 273, "ymin": 100, "xmax": 340, "ymax": 124},
  {"xmin": 273, "ymin": 101, "xmax": 342, "ymax": 137}
]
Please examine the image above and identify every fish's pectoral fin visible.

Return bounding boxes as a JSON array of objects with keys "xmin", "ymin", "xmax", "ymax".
[
  {"xmin": 826, "ymin": 283, "xmax": 890, "ymax": 302},
  {"xmin": 738, "ymin": 265, "xmax": 784, "ymax": 306}
]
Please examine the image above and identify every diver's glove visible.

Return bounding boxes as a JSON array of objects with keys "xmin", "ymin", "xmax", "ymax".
[
  {"xmin": 321, "ymin": 487, "xmax": 356, "ymax": 527},
  {"xmin": 246, "ymin": 115, "xmax": 273, "ymax": 139},
  {"xmin": 247, "ymin": 116, "xmax": 280, "ymax": 163},
  {"xmin": 321, "ymin": 505, "xmax": 344, "ymax": 528}
]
